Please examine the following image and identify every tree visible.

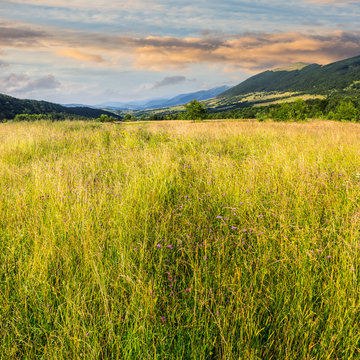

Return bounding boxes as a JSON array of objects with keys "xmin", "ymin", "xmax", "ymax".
[
  {"xmin": 333, "ymin": 101, "xmax": 358, "ymax": 121},
  {"xmin": 123, "ymin": 113, "xmax": 135, "ymax": 122},
  {"xmin": 98, "ymin": 114, "xmax": 117, "ymax": 122},
  {"xmin": 184, "ymin": 99, "xmax": 208, "ymax": 121}
]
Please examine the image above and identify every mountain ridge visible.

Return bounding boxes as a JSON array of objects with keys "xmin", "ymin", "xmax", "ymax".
[
  {"xmin": 0, "ymin": 93, "xmax": 120, "ymax": 120},
  {"xmin": 95, "ymin": 86, "xmax": 230, "ymax": 111},
  {"xmin": 219, "ymin": 55, "xmax": 360, "ymax": 98}
]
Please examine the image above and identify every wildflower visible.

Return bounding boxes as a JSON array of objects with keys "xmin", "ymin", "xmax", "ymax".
[
  {"xmin": 231, "ymin": 226, "xmax": 238, "ymax": 230},
  {"xmin": 161, "ymin": 316, "xmax": 166, "ymax": 323},
  {"xmin": 156, "ymin": 244, "xmax": 162, "ymax": 248},
  {"xmin": 167, "ymin": 245, "xmax": 173, "ymax": 250},
  {"xmin": 326, "ymin": 256, "xmax": 332, "ymax": 259},
  {"xmin": 216, "ymin": 216, "xmax": 222, "ymax": 219}
]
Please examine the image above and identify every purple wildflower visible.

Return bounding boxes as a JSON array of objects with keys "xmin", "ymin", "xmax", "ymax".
[{"xmin": 156, "ymin": 244, "xmax": 162, "ymax": 248}]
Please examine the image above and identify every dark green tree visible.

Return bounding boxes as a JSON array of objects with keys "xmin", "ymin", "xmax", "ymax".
[
  {"xmin": 333, "ymin": 101, "xmax": 359, "ymax": 121},
  {"xmin": 184, "ymin": 99, "xmax": 208, "ymax": 121}
]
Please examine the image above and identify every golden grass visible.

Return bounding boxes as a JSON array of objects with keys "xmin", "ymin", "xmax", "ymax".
[{"xmin": 1, "ymin": 120, "xmax": 360, "ymax": 359}]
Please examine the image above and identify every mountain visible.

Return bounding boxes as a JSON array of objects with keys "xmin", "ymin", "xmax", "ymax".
[
  {"xmin": 62, "ymin": 103, "xmax": 98, "ymax": 109},
  {"xmin": 220, "ymin": 55, "xmax": 360, "ymax": 98},
  {"xmin": 0, "ymin": 93, "xmax": 120, "ymax": 120},
  {"xmin": 151, "ymin": 86, "xmax": 230, "ymax": 108},
  {"xmin": 97, "ymin": 86, "xmax": 230, "ymax": 110}
]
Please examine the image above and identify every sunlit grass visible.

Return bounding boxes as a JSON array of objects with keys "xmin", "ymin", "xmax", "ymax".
[{"xmin": 1, "ymin": 120, "xmax": 360, "ymax": 359}]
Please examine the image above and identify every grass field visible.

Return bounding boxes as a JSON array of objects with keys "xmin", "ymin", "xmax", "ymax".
[{"xmin": 1, "ymin": 120, "xmax": 360, "ymax": 359}]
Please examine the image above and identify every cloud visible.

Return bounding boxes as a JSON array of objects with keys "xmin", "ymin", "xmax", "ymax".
[
  {"xmin": 0, "ymin": 73, "xmax": 60, "ymax": 94},
  {"xmin": 0, "ymin": 20, "xmax": 47, "ymax": 47},
  {"xmin": 56, "ymin": 49, "xmax": 105, "ymax": 63},
  {"xmin": 0, "ymin": 60, "xmax": 10, "ymax": 68},
  {"xmin": 1, "ymin": 19, "xmax": 360, "ymax": 73},
  {"xmin": 4, "ymin": 0, "xmax": 159, "ymax": 11},
  {"xmin": 308, "ymin": 0, "xmax": 360, "ymax": 3},
  {"xmin": 152, "ymin": 76, "xmax": 187, "ymax": 89},
  {"xmin": 132, "ymin": 31, "xmax": 360, "ymax": 72}
]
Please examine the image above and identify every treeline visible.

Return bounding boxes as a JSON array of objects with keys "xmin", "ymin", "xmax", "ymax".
[
  {"xmin": 208, "ymin": 96, "xmax": 360, "ymax": 121},
  {"xmin": 0, "ymin": 93, "xmax": 120, "ymax": 121},
  {"xmin": 12, "ymin": 113, "xmax": 120, "ymax": 122},
  {"xmin": 13, "ymin": 113, "xmax": 91, "ymax": 121},
  {"xmin": 137, "ymin": 94, "xmax": 360, "ymax": 122}
]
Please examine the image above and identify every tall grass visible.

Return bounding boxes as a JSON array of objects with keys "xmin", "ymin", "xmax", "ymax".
[{"xmin": 1, "ymin": 120, "xmax": 360, "ymax": 359}]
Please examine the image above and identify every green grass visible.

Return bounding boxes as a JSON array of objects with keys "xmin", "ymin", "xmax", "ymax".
[{"xmin": 1, "ymin": 120, "xmax": 360, "ymax": 359}]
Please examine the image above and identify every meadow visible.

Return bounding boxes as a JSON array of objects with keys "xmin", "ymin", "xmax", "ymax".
[{"xmin": 1, "ymin": 119, "xmax": 360, "ymax": 359}]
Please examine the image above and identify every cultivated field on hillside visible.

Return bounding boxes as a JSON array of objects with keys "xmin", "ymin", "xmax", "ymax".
[{"xmin": 1, "ymin": 120, "xmax": 360, "ymax": 359}]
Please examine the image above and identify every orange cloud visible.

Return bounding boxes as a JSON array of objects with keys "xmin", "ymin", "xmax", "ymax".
[
  {"xmin": 1, "ymin": 20, "xmax": 360, "ymax": 73},
  {"xmin": 56, "ymin": 49, "xmax": 105, "ymax": 63},
  {"xmin": 132, "ymin": 31, "xmax": 360, "ymax": 72}
]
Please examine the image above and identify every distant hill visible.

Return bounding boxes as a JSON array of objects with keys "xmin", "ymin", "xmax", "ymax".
[
  {"xmin": 155, "ymin": 86, "xmax": 230, "ymax": 108},
  {"xmin": 0, "ymin": 93, "xmax": 120, "ymax": 120},
  {"xmin": 220, "ymin": 55, "xmax": 360, "ymax": 98},
  {"xmin": 97, "ymin": 86, "xmax": 230, "ymax": 110}
]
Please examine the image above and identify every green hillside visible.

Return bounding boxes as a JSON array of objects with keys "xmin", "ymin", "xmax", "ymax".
[
  {"xmin": 0, "ymin": 93, "xmax": 120, "ymax": 121},
  {"xmin": 220, "ymin": 55, "xmax": 360, "ymax": 98}
]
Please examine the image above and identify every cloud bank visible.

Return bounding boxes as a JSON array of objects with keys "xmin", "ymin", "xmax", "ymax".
[
  {"xmin": 0, "ymin": 73, "xmax": 60, "ymax": 95},
  {"xmin": 1, "ymin": 20, "xmax": 359, "ymax": 73}
]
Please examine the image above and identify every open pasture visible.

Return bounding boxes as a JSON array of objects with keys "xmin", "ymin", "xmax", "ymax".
[{"xmin": 1, "ymin": 120, "xmax": 360, "ymax": 359}]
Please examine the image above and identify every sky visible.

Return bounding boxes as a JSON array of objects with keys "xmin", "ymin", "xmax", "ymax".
[{"xmin": 0, "ymin": 0, "xmax": 360, "ymax": 105}]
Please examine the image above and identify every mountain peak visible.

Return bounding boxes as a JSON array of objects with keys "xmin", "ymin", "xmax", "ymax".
[{"xmin": 272, "ymin": 62, "xmax": 311, "ymax": 72}]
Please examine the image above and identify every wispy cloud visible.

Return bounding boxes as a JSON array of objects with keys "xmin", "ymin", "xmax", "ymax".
[
  {"xmin": 308, "ymin": 0, "xmax": 360, "ymax": 3},
  {"xmin": 0, "ymin": 60, "xmax": 10, "ymax": 68},
  {"xmin": 152, "ymin": 76, "xmax": 187, "ymax": 89},
  {"xmin": 56, "ymin": 49, "xmax": 106, "ymax": 63},
  {"xmin": 0, "ymin": 73, "xmax": 60, "ymax": 94},
  {"xmin": 132, "ymin": 32, "xmax": 360, "ymax": 72},
  {"xmin": 1, "ymin": 20, "xmax": 360, "ymax": 72},
  {"xmin": 4, "ymin": 0, "xmax": 153, "ymax": 11}
]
